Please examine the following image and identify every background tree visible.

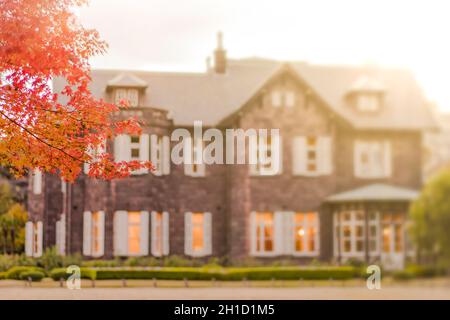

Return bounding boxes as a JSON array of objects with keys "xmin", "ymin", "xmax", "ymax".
[
  {"xmin": 0, "ymin": 0, "xmax": 152, "ymax": 182},
  {"xmin": 0, "ymin": 183, "xmax": 26, "ymax": 254},
  {"xmin": 410, "ymin": 168, "xmax": 450, "ymax": 267}
]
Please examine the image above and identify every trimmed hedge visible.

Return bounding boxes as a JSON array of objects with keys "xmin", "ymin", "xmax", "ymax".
[
  {"xmin": 49, "ymin": 266, "xmax": 358, "ymax": 281},
  {"xmin": 392, "ymin": 265, "xmax": 446, "ymax": 280},
  {"xmin": 0, "ymin": 272, "xmax": 6, "ymax": 280},
  {"xmin": 49, "ymin": 268, "xmax": 97, "ymax": 281},
  {"xmin": 20, "ymin": 271, "xmax": 45, "ymax": 282},
  {"xmin": 6, "ymin": 266, "xmax": 46, "ymax": 280}
]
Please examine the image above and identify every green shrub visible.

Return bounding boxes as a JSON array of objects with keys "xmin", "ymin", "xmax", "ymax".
[
  {"xmin": 19, "ymin": 271, "xmax": 45, "ymax": 282},
  {"xmin": 6, "ymin": 266, "xmax": 46, "ymax": 280},
  {"xmin": 65, "ymin": 266, "xmax": 358, "ymax": 281},
  {"xmin": 392, "ymin": 265, "xmax": 446, "ymax": 280},
  {"xmin": 0, "ymin": 272, "xmax": 6, "ymax": 280},
  {"xmin": 82, "ymin": 259, "xmax": 121, "ymax": 268},
  {"xmin": 37, "ymin": 247, "xmax": 64, "ymax": 271},
  {"xmin": 162, "ymin": 255, "xmax": 195, "ymax": 267},
  {"xmin": 0, "ymin": 254, "xmax": 36, "ymax": 272},
  {"xmin": 49, "ymin": 267, "xmax": 97, "ymax": 281},
  {"xmin": 124, "ymin": 256, "xmax": 161, "ymax": 267}
]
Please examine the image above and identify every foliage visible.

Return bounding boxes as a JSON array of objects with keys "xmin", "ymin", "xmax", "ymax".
[
  {"xmin": 49, "ymin": 267, "xmax": 96, "ymax": 281},
  {"xmin": 392, "ymin": 264, "xmax": 446, "ymax": 280},
  {"xmin": 49, "ymin": 266, "xmax": 358, "ymax": 281},
  {"xmin": 410, "ymin": 169, "xmax": 450, "ymax": 266},
  {"xmin": 19, "ymin": 270, "xmax": 45, "ymax": 282},
  {"xmin": 0, "ymin": 271, "xmax": 5, "ymax": 280},
  {"xmin": 0, "ymin": 198, "xmax": 28, "ymax": 255},
  {"xmin": 5, "ymin": 266, "xmax": 45, "ymax": 280},
  {"xmin": 37, "ymin": 247, "xmax": 64, "ymax": 271},
  {"xmin": 0, "ymin": 0, "xmax": 151, "ymax": 180}
]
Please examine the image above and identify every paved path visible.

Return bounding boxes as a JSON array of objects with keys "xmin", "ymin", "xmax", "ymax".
[{"xmin": 0, "ymin": 286, "xmax": 449, "ymax": 300}]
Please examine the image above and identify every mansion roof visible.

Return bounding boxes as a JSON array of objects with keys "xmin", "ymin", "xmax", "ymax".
[{"xmin": 53, "ymin": 58, "xmax": 436, "ymax": 130}]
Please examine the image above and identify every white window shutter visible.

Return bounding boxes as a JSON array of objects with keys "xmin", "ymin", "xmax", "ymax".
[
  {"xmin": 274, "ymin": 212, "xmax": 284, "ymax": 255},
  {"xmin": 285, "ymin": 91, "xmax": 296, "ymax": 107},
  {"xmin": 319, "ymin": 136, "xmax": 333, "ymax": 175},
  {"xmin": 249, "ymin": 212, "xmax": 257, "ymax": 255},
  {"xmin": 59, "ymin": 214, "xmax": 66, "ymax": 256},
  {"xmin": 162, "ymin": 211, "xmax": 170, "ymax": 255},
  {"xmin": 293, "ymin": 136, "xmax": 307, "ymax": 175},
  {"xmin": 35, "ymin": 221, "xmax": 43, "ymax": 257},
  {"xmin": 204, "ymin": 212, "xmax": 212, "ymax": 256},
  {"xmin": 354, "ymin": 140, "xmax": 363, "ymax": 178},
  {"xmin": 384, "ymin": 141, "xmax": 392, "ymax": 177},
  {"xmin": 25, "ymin": 221, "xmax": 33, "ymax": 257},
  {"xmin": 32, "ymin": 170, "xmax": 42, "ymax": 195},
  {"xmin": 55, "ymin": 220, "xmax": 61, "ymax": 253},
  {"xmin": 139, "ymin": 134, "xmax": 150, "ymax": 174},
  {"xmin": 83, "ymin": 211, "xmax": 92, "ymax": 256},
  {"xmin": 271, "ymin": 90, "xmax": 282, "ymax": 107},
  {"xmin": 162, "ymin": 136, "xmax": 171, "ymax": 175},
  {"xmin": 95, "ymin": 211, "xmax": 105, "ymax": 257},
  {"xmin": 184, "ymin": 136, "xmax": 194, "ymax": 176},
  {"xmin": 150, "ymin": 211, "xmax": 159, "ymax": 256},
  {"xmin": 184, "ymin": 212, "xmax": 193, "ymax": 256},
  {"xmin": 114, "ymin": 211, "xmax": 128, "ymax": 256},
  {"xmin": 140, "ymin": 211, "xmax": 149, "ymax": 255},
  {"xmin": 284, "ymin": 212, "xmax": 295, "ymax": 255},
  {"xmin": 150, "ymin": 135, "xmax": 162, "ymax": 176},
  {"xmin": 114, "ymin": 135, "xmax": 131, "ymax": 162}
]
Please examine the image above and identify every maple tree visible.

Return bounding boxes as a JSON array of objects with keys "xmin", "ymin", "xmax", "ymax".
[{"xmin": 0, "ymin": 0, "xmax": 152, "ymax": 181}]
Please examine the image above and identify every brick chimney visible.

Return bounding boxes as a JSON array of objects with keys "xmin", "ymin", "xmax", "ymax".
[{"xmin": 214, "ymin": 32, "xmax": 227, "ymax": 74}]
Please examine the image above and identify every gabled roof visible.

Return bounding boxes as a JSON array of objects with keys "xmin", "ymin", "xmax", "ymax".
[
  {"xmin": 325, "ymin": 183, "xmax": 420, "ymax": 203},
  {"xmin": 52, "ymin": 58, "xmax": 437, "ymax": 129},
  {"xmin": 347, "ymin": 75, "xmax": 385, "ymax": 93},
  {"xmin": 106, "ymin": 73, "xmax": 148, "ymax": 88}
]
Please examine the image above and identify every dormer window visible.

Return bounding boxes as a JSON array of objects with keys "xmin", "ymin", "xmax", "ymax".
[
  {"xmin": 107, "ymin": 73, "xmax": 147, "ymax": 107},
  {"xmin": 114, "ymin": 88, "xmax": 139, "ymax": 107},
  {"xmin": 271, "ymin": 90, "xmax": 296, "ymax": 108},
  {"xmin": 356, "ymin": 93, "xmax": 379, "ymax": 112},
  {"xmin": 348, "ymin": 76, "xmax": 384, "ymax": 113}
]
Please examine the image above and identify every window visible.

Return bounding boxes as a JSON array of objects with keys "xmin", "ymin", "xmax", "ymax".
[
  {"xmin": 151, "ymin": 211, "xmax": 169, "ymax": 256},
  {"xmin": 128, "ymin": 212, "xmax": 141, "ymax": 255},
  {"xmin": 56, "ymin": 214, "xmax": 66, "ymax": 256},
  {"xmin": 151, "ymin": 135, "xmax": 171, "ymax": 176},
  {"xmin": 249, "ymin": 134, "xmax": 282, "ymax": 176},
  {"xmin": 25, "ymin": 221, "xmax": 43, "ymax": 257},
  {"xmin": 293, "ymin": 136, "xmax": 332, "ymax": 176},
  {"xmin": 354, "ymin": 140, "xmax": 391, "ymax": 178},
  {"xmin": 184, "ymin": 212, "xmax": 212, "ymax": 257},
  {"xmin": 114, "ymin": 134, "xmax": 150, "ymax": 174},
  {"xmin": 114, "ymin": 211, "xmax": 149, "ymax": 256},
  {"xmin": 254, "ymin": 212, "xmax": 275, "ymax": 254},
  {"xmin": 32, "ymin": 169, "xmax": 42, "ymax": 195},
  {"xmin": 293, "ymin": 212, "xmax": 319, "ymax": 255},
  {"xmin": 114, "ymin": 88, "xmax": 139, "ymax": 107},
  {"xmin": 334, "ymin": 210, "xmax": 365, "ymax": 257},
  {"xmin": 251, "ymin": 211, "xmax": 320, "ymax": 257},
  {"xmin": 357, "ymin": 94, "xmax": 379, "ymax": 112},
  {"xmin": 185, "ymin": 138, "xmax": 205, "ymax": 177},
  {"xmin": 382, "ymin": 213, "xmax": 404, "ymax": 253},
  {"xmin": 83, "ymin": 211, "xmax": 105, "ymax": 257},
  {"xmin": 271, "ymin": 90, "xmax": 296, "ymax": 108}
]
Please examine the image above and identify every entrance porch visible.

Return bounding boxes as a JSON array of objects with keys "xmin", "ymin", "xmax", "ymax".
[{"xmin": 325, "ymin": 184, "xmax": 419, "ymax": 270}]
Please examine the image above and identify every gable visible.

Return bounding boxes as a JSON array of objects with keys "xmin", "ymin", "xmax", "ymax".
[{"xmin": 52, "ymin": 59, "xmax": 437, "ymax": 130}]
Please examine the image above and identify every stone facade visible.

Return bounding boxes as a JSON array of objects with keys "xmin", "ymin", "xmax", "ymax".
[{"xmin": 26, "ymin": 68, "xmax": 426, "ymax": 267}]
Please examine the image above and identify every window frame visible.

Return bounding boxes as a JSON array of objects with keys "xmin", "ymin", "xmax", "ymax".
[{"xmin": 292, "ymin": 212, "xmax": 320, "ymax": 257}]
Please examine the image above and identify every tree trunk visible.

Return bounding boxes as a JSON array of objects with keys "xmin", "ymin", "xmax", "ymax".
[
  {"xmin": 2, "ymin": 228, "xmax": 8, "ymax": 255},
  {"xmin": 10, "ymin": 227, "xmax": 15, "ymax": 255}
]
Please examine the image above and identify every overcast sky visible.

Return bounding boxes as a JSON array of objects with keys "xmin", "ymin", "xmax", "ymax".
[{"xmin": 80, "ymin": 0, "xmax": 450, "ymax": 112}]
